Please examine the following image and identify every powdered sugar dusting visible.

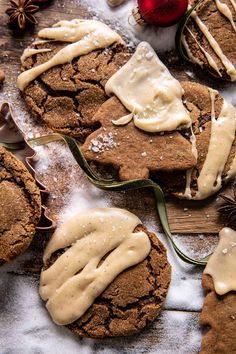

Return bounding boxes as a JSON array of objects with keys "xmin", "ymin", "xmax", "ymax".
[
  {"xmin": 59, "ymin": 185, "xmax": 111, "ymax": 224},
  {"xmin": 84, "ymin": 0, "xmax": 177, "ymax": 52},
  {"xmin": 0, "ymin": 270, "xmax": 201, "ymax": 354}
]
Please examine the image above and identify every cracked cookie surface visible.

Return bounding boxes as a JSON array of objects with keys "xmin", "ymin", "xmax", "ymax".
[
  {"xmin": 0, "ymin": 147, "xmax": 41, "ymax": 264},
  {"xmin": 21, "ymin": 41, "xmax": 131, "ymax": 141},
  {"xmin": 45, "ymin": 225, "xmax": 171, "ymax": 338}
]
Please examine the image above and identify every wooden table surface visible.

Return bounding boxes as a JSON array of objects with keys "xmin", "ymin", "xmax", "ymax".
[{"xmin": 0, "ymin": 0, "xmax": 235, "ymax": 353}]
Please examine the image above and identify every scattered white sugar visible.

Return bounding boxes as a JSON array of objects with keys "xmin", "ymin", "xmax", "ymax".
[
  {"xmin": 89, "ymin": 132, "xmax": 116, "ymax": 153},
  {"xmin": 83, "ymin": 0, "xmax": 177, "ymax": 52},
  {"xmin": 0, "ymin": 270, "xmax": 202, "ymax": 354},
  {"xmin": 145, "ymin": 221, "xmax": 205, "ymax": 312},
  {"xmin": 0, "ymin": 273, "xmax": 94, "ymax": 354},
  {"xmin": 59, "ymin": 184, "xmax": 111, "ymax": 225},
  {"xmin": 220, "ymin": 85, "xmax": 236, "ymax": 107}
]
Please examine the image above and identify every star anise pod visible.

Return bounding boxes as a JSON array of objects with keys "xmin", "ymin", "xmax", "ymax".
[
  {"xmin": 218, "ymin": 184, "xmax": 236, "ymax": 224},
  {"xmin": 6, "ymin": 0, "xmax": 39, "ymax": 30}
]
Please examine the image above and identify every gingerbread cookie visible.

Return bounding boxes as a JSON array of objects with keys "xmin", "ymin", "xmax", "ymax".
[
  {"xmin": 182, "ymin": 0, "xmax": 236, "ymax": 81},
  {"xmin": 18, "ymin": 19, "xmax": 131, "ymax": 140},
  {"xmin": 81, "ymin": 42, "xmax": 197, "ymax": 180},
  {"xmin": 81, "ymin": 42, "xmax": 236, "ymax": 199},
  {"xmin": 0, "ymin": 146, "xmax": 41, "ymax": 264},
  {"xmin": 200, "ymin": 228, "xmax": 236, "ymax": 353},
  {"xmin": 40, "ymin": 208, "xmax": 171, "ymax": 338},
  {"xmin": 81, "ymin": 96, "xmax": 196, "ymax": 180},
  {"xmin": 155, "ymin": 81, "xmax": 236, "ymax": 200},
  {"xmin": 82, "ymin": 78, "xmax": 236, "ymax": 200}
]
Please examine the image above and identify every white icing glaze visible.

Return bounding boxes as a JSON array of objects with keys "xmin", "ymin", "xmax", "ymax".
[
  {"xmin": 17, "ymin": 19, "xmax": 122, "ymax": 91},
  {"xmin": 216, "ymin": 0, "xmax": 236, "ymax": 33},
  {"xmin": 182, "ymin": 34, "xmax": 203, "ymax": 66},
  {"xmin": 39, "ymin": 208, "xmax": 151, "ymax": 325},
  {"xmin": 183, "ymin": 89, "xmax": 236, "ymax": 200},
  {"xmin": 204, "ymin": 227, "xmax": 236, "ymax": 295},
  {"xmin": 183, "ymin": 126, "xmax": 198, "ymax": 199},
  {"xmin": 186, "ymin": 26, "xmax": 221, "ymax": 76},
  {"xmin": 230, "ymin": 0, "xmax": 236, "ymax": 12},
  {"xmin": 194, "ymin": 89, "xmax": 236, "ymax": 200},
  {"xmin": 191, "ymin": 10, "xmax": 236, "ymax": 80},
  {"xmin": 20, "ymin": 48, "xmax": 52, "ymax": 64},
  {"xmin": 105, "ymin": 42, "xmax": 191, "ymax": 133},
  {"xmin": 184, "ymin": 169, "xmax": 193, "ymax": 199}
]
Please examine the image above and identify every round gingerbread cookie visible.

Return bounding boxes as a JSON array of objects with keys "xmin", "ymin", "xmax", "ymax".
[
  {"xmin": 0, "ymin": 146, "xmax": 41, "ymax": 264},
  {"xmin": 155, "ymin": 80, "xmax": 236, "ymax": 200},
  {"xmin": 81, "ymin": 78, "xmax": 236, "ymax": 200},
  {"xmin": 40, "ymin": 208, "xmax": 171, "ymax": 338},
  {"xmin": 182, "ymin": 0, "xmax": 236, "ymax": 81},
  {"xmin": 18, "ymin": 19, "xmax": 131, "ymax": 141}
]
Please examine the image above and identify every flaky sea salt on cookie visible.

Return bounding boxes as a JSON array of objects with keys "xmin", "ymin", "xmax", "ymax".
[
  {"xmin": 18, "ymin": 19, "xmax": 131, "ymax": 141},
  {"xmin": 40, "ymin": 208, "xmax": 171, "ymax": 338}
]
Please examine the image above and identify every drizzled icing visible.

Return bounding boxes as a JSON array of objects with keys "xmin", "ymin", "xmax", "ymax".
[
  {"xmin": 215, "ymin": 0, "xmax": 236, "ymax": 33},
  {"xmin": 105, "ymin": 42, "xmax": 191, "ymax": 133},
  {"xmin": 39, "ymin": 208, "xmax": 151, "ymax": 325},
  {"xmin": 17, "ymin": 19, "xmax": 122, "ymax": 91},
  {"xmin": 204, "ymin": 227, "xmax": 236, "ymax": 295},
  {"xmin": 230, "ymin": 0, "xmax": 236, "ymax": 12},
  {"xmin": 182, "ymin": 34, "xmax": 202, "ymax": 66},
  {"xmin": 186, "ymin": 26, "xmax": 221, "ymax": 77},
  {"xmin": 183, "ymin": 88, "xmax": 236, "ymax": 200},
  {"xmin": 188, "ymin": 6, "xmax": 236, "ymax": 80},
  {"xmin": 20, "ymin": 48, "xmax": 52, "ymax": 64}
]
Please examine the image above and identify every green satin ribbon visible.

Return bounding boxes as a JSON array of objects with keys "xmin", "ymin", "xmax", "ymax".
[{"xmin": 26, "ymin": 133, "xmax": 211, "ymax": 266}]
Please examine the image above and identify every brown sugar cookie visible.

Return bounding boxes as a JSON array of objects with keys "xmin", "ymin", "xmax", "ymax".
[
  {"xmin": 200, "ymin": 274, "xmax": 236, "ymax": 354},
  {"xmin": 200, "ymin": 227, "xmax": 236, "ymax": 353},
  {"xmin": 154, "ymin": 81, "xmax": 236, "ymax": 200},
  {"xmin": 0, "ymin": 146, "xmax": 41, "ymax": 264},
  {"xmin": 19, "ymin": 20, "xmax": 131, "ymax": 141},
  {"xmin": 40, "ymin": 208, "xmax": 171, "ymax": 338},
  {"xmin": 81, "ymin": 96, "xmax": 197, "ymax": 181},
  {"xmin": 182, "ymin": 0, "xmax": 236, "ymax": 81}
]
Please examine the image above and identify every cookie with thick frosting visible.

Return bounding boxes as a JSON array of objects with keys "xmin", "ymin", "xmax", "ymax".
[
  {"xmin": 81, "ymin": 96, "xmax": 197, "ymax": 181},
  {"xmin": 200, "ymin": 228, "xmax": 236, "ymax": 353},
  {"xmin": 182, "ymin": 0, "xmax": 236, "ymax": 81},
  {"xmin": 19, "ymin": 19, "xmax": 131, "ymax": 141},
  {"xmin": 40, "ymin": 208, "xmax": 171, "ymax": 338},
  {"xmin": 0, "ymin": 146, "xmax": 41, "ymax": 264},
  {"xmin": 81, "ymin": 80, "xmax": 236, "ymax": 200},
  {"xmin": 154, "ymin": 81, "xmax": 236, "ymax": 200}
]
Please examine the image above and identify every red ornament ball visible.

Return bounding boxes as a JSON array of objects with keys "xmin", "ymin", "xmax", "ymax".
[{"xmin": 134, "ymin": 0, "xmax": 189, "ymax": 27}]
